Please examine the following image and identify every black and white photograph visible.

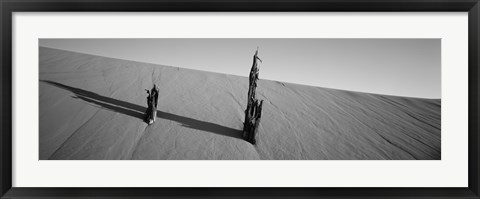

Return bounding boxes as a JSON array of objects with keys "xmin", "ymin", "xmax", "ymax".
[{"xmin": 39, "ymin": 38, "xmax": 441, "ymax": 160}]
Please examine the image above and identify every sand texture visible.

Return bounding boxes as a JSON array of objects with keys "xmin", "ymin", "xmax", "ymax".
[{"xmin": 39, "ymin": 47, "xmax": 441, "ymax": 160}]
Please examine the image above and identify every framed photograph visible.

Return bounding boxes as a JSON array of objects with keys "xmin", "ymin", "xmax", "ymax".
[{"xmin": 1, "ymin": 0, "xmax": 479, "ymax": 198}]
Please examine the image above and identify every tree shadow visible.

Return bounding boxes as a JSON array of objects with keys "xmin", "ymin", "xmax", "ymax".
[{"xmin": 41, "ymin": 80, "xmax": 243, "ymax": 139}]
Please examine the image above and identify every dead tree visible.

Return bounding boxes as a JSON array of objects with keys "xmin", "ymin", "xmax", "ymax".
[
  {"xmin": 145, "ymin": 90, "xmax": 154, "ymax": 124},
  {"xmin": 151, "ymin": 84, "xmax": 159, "ymax": 122},
  {"xmin": 145, "ymin": 84, "xmax": 159, "ymax": 125},
  {"xmin": 243, "ymin": 48, "xmax": 264, "ymax": 144}
]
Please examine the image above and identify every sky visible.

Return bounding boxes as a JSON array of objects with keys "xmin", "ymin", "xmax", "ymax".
[{"xmin": 39, "ymin": 38, "xmax": 440, "ymax": 99}]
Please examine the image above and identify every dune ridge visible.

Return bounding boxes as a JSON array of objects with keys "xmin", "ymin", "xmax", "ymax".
[{"xmin": 39, "ymin": 47, "xmax": 441, "ymax": 160}]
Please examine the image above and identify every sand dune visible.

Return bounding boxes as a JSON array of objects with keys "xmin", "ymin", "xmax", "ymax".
[{"xmin": 39, "ymin": 47, "xmax": 441, "ymax": 160}]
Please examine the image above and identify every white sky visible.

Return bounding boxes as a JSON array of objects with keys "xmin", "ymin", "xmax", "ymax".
[{"xmin": 40, "ymin": 38, "xmax": 440, "ymax": 99}]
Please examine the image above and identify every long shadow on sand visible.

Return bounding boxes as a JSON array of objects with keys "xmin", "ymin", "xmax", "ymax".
[{"xmin": 41, "ymin": 80, "xmax": 243, "ymax": 139}]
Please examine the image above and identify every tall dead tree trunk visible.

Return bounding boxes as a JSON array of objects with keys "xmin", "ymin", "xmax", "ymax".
[{"xmin": 243, "ymin": 49, "xmax": 264, "ymax": 144}]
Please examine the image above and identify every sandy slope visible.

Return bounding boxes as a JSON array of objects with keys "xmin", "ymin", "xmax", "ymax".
[{"xmin": 39, "ymin": 47, "xmax": 441, "ymax": 160}]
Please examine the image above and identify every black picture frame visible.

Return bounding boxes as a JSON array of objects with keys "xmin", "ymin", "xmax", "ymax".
[{"xmin": 1, "ymin": 0, "xmax": 479, "ymax": 198}]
